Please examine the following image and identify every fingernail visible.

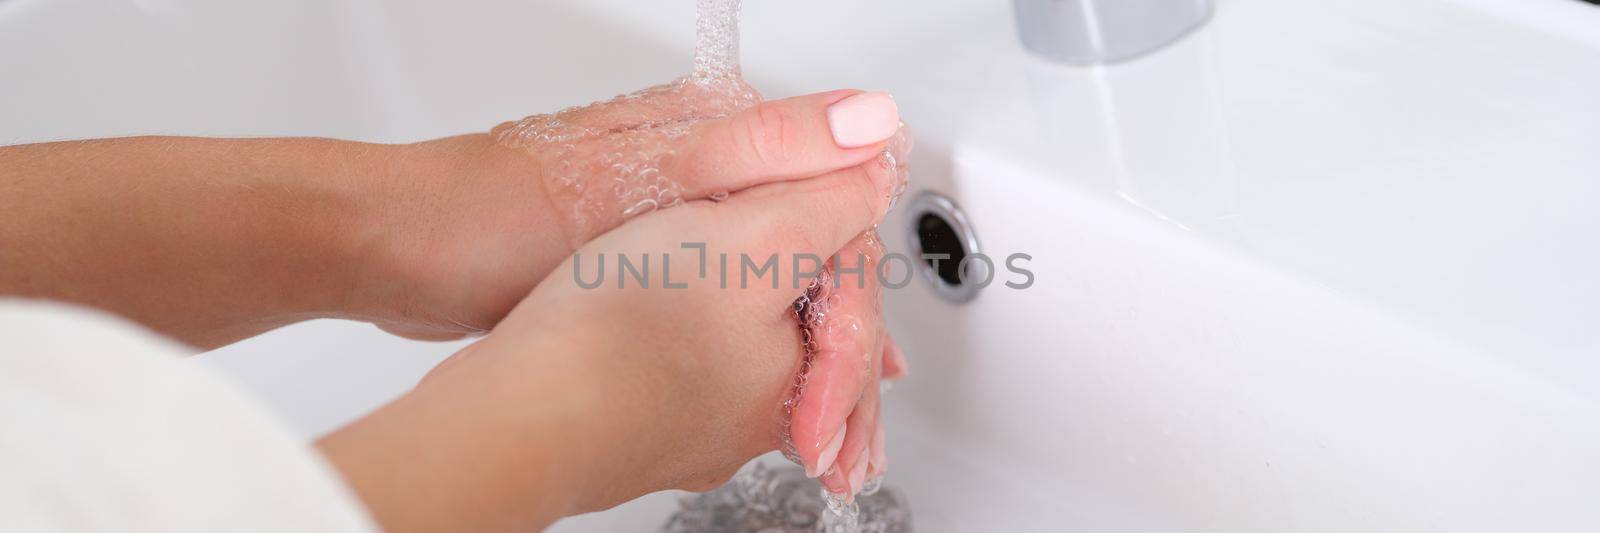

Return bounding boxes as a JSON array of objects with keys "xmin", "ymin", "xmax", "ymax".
[
  {"xmin": 827, "ymin": 92, "xmax": 900, "ymax": 149},
  {"xmin": 890, "ymin": 344, "xmax": 909, "ymax": 378},
  {"xmin": 847, "ymin": 452, "xmax": 870, "ymax": 496},
  {"xmin": 872, "ymin": 425, "xmax": 889, "ymax": 475},
  {"xmin": 808, "ymin": 423, "xmax": 848, "ymax": 478},
  {"xmin": 821, "ymin": 464, "xmax": 850, "ymax": 494}
]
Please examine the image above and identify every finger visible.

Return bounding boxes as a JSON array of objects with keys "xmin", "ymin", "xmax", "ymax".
[
  {"xmin": 881, "ymin": 124, "xmax": 915, "ymax": 212},
  {"xmin": 788, "ymin": 232, "xmax": 887, "ymax": 484},
  {"xmin": 828, "ymin": 360, "xmax": 882, "ymax": 500},
  {"xmin": 375, "ymin": 323, "xmax": 475, "ymax": 342},
  {"xmin": 489, "ymin": 81, "xmax": 763, "ymax": 243},
  {"xmin": 671, "ymin": 90, "xmax": 901, "ymax": 196},
  {"xmin": 881, "ymin": 334, "xmax": 909, "ymax": 381},
  {"xmin": 561, "ymin": 80, "xmax": 758, "ymax": 131},
  {"xmin": 521, "ymin": 100, "xmax": 907, "ymax": 248},
  {"xmin": 714, "ymin": 139, "xmax": 910, "ymax": 310},
  {"xmin": 868, "ymin": 417, "xmax": 888, "ymax": 480}
]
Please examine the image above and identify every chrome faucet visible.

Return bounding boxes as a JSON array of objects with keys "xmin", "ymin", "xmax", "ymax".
[{"xmin": 1014, "ymin": 0, "xmax": 1213, "ymax": 64}]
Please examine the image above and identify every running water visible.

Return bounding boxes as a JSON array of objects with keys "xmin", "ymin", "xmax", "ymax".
[
  {"xmin": 660, "ymin": 462, "xmax": 910, "ymax": 533},
  {"xmin": 692, "ymin": 0, "xmax": 744, "ymax": 82}
]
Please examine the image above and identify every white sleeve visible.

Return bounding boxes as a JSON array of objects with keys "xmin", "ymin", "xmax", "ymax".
[{"xmin": 0, "ymin": 300, "xmax": 379, "ymax": 533}]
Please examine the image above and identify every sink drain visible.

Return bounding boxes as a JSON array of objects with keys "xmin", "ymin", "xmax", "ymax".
[{"xmin": 905, "ymin": 191, "xmax": 985, "ymax": 303}]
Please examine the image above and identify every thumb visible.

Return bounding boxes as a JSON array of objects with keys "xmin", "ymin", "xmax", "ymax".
[
  {"xmin": 705, "ymin": 124, "xmax": 912, "ymax": 310},
  {"xmin": 669, "ymin": 90, "xmax": 902, "ymax": 197}
]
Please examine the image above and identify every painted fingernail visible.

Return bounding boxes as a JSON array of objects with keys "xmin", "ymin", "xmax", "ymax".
[
  {"xmin": 821, "ymin": 464, "xmax": 850, "ymax": 494},
  {"xmin": 827, "ymin": 92, "xmax": 900, "ymax": 149},
  {"xmin": 889, "ymin": 343, "xmax": 909, "ymax": 378},
  {"xmin": 847, "ymin": 451, "xmax": 870, "ymax": 497},
  {"xmin": 861, "ymin": 474, "xmax": 885, "ymax": 497},
  {"xmin": 808, "ymin": 423, "xmax": 848, "ymax": 478}
]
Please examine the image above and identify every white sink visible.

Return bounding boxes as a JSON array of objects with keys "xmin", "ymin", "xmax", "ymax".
[{"xmin": 5, "ymin": 0, "xmax": 1600, "ymax": 531}]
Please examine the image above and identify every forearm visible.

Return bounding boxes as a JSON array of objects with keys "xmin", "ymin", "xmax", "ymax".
[
  {"xmin": 0, "ymin": 136, "xmax": 391, "ymax": 348},
  {"xmin": 316, "ymin": 332, "xmax": 623, "ymax": 532}
]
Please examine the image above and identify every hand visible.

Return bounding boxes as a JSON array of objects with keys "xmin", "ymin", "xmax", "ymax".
[
  {"xmin": 320, "ymin": 123, "xmax": 909, "ymax": 531},
  {"xmin": 393, "ymin": 86, "xmax": 917, "ymax": 505},
  {"xmin": 0, "ymin": 81, "xmax": 903, "ymax": 349},
  {"xmin": 358, "ymin": 82, "xmax": 904, "ymax": 341}
]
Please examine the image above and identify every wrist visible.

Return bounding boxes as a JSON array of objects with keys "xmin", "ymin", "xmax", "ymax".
[
  {"xmin": 270, "ymin": 138, "xmax": 411, "ymax": 324},
  {"xmin": 320, "ymin": 332, "xmax": 617, "ymax": 531},
  {"xmin": 337, "ymin": 134, "xmax": 571, "ymax": 332},
  {"xmin": 324, "ymin": 138, "xmax": 463, "ymax": 325}
]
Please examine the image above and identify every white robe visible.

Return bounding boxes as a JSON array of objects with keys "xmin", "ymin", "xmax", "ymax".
[{"xmin": 0, "ymin": 299, "xmax": 376, "ymax": 532}]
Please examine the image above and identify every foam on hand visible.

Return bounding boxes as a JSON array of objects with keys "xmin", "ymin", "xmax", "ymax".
[{"xmin": 494, "ymin": 1, "xmax": 912, "ymax": 528}]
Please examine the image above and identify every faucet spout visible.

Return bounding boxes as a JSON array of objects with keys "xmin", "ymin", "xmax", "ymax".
[{"xmin": 1014, "ymin": 0, "xmax": 1213, "ymax": 64}]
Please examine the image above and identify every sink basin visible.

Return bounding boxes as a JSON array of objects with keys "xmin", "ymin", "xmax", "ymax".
[{"xmin": 4, "ymin": 0, "xmax": 1599, "ymax": 530}]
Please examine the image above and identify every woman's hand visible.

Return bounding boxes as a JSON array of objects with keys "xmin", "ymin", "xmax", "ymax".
[
  {"xmin": 358, "ymin": 83, "xmax": 904, "ymax": 341},
  {"xmin": 319, "ymin": 130, "xmax": 908, "ymax": 532}
]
